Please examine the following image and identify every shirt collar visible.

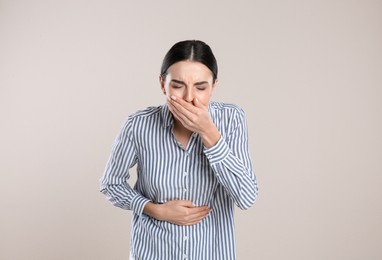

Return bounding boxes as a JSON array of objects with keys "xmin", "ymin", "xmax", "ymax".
[{"xmin": 161, "ymin": 104, "xmax": 173, "ymax": 128}]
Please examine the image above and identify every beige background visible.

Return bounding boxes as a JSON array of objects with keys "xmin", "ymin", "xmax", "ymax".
[{"xmin": 1, "ymin": 0, "xmax": 381, "ymax": 259}]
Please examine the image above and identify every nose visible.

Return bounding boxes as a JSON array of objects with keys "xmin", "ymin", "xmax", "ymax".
[{"xmin": 183, "ymin": 88, "xmax": 194, "ymax": 103}]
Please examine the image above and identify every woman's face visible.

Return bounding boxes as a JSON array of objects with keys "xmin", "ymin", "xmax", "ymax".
[{"xmin": 160, "ymin": 60, "xmax": 217, "ymax": 106}]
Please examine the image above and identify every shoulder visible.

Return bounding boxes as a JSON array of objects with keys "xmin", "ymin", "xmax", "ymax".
[
  {"xmin": 128, "ymin": 106, "xmax": 162, "ymax": 120},
  {"xmin": 120, "ymin": 105, "xmax": 163, "ymax": 133},
  {"xmin": 210, "ymin": 101, "xmax": 246, "ymax": 117},
  {"xmin": 124, "ymin": 105, "xmax": 164, "ymax": 126},
  {"xmin": 209, "ymin": 102, "xmax": 248, "ymax": 135}
]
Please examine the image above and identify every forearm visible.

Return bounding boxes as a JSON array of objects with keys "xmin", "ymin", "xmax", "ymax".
[
  {"xmin": 210, "ymin": 160, "xmax": 258, "ymax": 209},
  {"xmin": 200, "ymin": 123, "xmax": 221, "ymax": 148},
  {"xmin": 143, "ymin": 202, "xmax": 163, "ymax": 219},
  {"xmin": 100, "ymin": 182, "xmax": 151, "ymax": 215},
  {"xmin": 204, "ymin": 137, "xmax": 258, "ymax": 209}
]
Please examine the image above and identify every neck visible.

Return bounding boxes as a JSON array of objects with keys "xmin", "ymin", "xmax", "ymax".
[{"xmin": 173, "ymin": 119, "xmax": 192, "ymax": 135}]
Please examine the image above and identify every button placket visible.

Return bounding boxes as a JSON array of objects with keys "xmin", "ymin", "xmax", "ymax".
[
  {"xmin": 183, "ymin": 150, "xmax": 190, "ymax": 198},
  {"xmin": 183, "ymin": 232, "xmax": 189, "ymax": 259},
  {"xmin": 183, "ymin": 138, "xmax": 194, "ymax": 259}
]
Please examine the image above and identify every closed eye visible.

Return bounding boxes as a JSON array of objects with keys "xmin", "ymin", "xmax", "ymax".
[{"xmin": 194, "ymin": 81, "xmax": 209, "ymax": 91}]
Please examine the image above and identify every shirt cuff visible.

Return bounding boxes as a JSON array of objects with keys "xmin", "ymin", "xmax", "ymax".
[
  {"xmin": 130, "ymin": 194, "xmax": 151, "ymax": 216},
  {"xmin": 203, "ymin": 136, "xmax": 230, "ymax": 164}
]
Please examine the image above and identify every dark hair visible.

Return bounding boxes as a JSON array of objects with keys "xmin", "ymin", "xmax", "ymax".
[{"xmin": 160, "ymin": 40, "xmax": 218, "ymax": 83}]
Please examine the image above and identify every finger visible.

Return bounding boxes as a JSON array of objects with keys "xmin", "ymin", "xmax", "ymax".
[
  {"xmin": 168, "ymin": 100, "xmax": 193, "ymax": 127},
  {"xmin": 168, "ymin": 102, "xmax": 189, "ymax": 126},
  {"xmin": 184, "ymin": 218, "xmax": 205, "ymax": 226},
  {"xmin": 187, "ymin": 208, "xmax": 211, "ymax": 222},
  {"xmin": 169, "ymin": 98, "xmax": 198, "ymax": 124},
  {"xmin": 179, "ymin": 200, "xmax": 195, "ymax": 207},
  {"xmin": 167, "ymin": 99, "xmax": 184, "ymax": 117},
  {"xmin": 169, "ymin": 100, "xmax": 194, "ymax": 119},
  {"xmin": 192, "ymin": 98, "xmax": 206, "ymax": 109},
  {"xmin": 188, "ymin": 206, "xmax": 211, "ymax": 218},
  {"xmin": 177, "ymin": 207, "xmax": 211, "ymax": 226},
  {"xmin": 170, "ymin": 96, "xmax": 195, "ymax": 110},
  {"xmin": 170, "ymin": 96, "xmax": 199, "ymax": 116}
]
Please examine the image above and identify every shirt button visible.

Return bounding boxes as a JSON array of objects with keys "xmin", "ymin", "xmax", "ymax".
[
  {"xmin": 184, "ymin": 188, "xmax": 188, "ymax": 193},
  {"xmin": 184, "ymin": 171, "xmax": 188, "ymax": 176}
]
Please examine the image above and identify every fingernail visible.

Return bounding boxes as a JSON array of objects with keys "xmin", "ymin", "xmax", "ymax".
[{"xmin": 171, "ymin": 95, "xmax": 176, "ymax": 100}]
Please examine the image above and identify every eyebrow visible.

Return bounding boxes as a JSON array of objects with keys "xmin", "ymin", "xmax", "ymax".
[{"xmin": 171, "ymin": 79, "xmax": 209, "ymax": 86}]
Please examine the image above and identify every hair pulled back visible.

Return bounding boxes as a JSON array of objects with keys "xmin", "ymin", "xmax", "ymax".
[{"xmin": 160, "ymin": 40, "xmax": 218, "ymax": 83}]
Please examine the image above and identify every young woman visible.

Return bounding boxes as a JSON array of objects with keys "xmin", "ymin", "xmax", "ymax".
[{"xmin": 100, "ymin": 40, "xmax": 258, "ymax": 260}]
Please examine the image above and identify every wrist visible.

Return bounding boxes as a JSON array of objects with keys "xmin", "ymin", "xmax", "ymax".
[
  {"xmin": 143, "ymin": 202, "xmax": 164, "ymax": 220},
  {"xmin": 200, "ymin": 125, "xmax": 221, "ymax": 148}
]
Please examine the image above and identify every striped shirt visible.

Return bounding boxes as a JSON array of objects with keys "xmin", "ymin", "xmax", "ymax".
[{"xmin": 100, "ymin": 101, "xmax": 258, "ymax": 260}]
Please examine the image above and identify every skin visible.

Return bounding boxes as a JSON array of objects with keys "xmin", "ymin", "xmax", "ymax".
[{"xmin": 143, "ymin": 60, "xmax": 221, "ymax": 226}]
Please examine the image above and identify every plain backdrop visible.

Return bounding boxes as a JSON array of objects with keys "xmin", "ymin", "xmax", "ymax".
[{"xmin": 1, "ymin": 0, "xmax": 381, "ymax": 259}]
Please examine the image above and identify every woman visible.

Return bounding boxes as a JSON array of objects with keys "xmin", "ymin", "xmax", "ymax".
[{"xmin": 100, "ymin": 40, "xmax": 258, "ymax": 260}]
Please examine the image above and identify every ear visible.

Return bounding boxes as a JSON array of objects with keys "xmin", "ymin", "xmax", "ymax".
[
  {"xmin": 211, "ymin": 79, "xmax": 218, "ymax": 95},
  {"xmin": 159, "ymin": 75, "xmax": 166, "ymax": 94}
]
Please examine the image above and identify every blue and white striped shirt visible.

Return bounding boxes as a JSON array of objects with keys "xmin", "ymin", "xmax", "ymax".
[{"xmin": 100, "ymin": 102, "xmax": 258, "ymax": 260}]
